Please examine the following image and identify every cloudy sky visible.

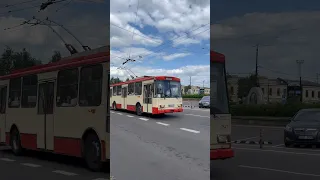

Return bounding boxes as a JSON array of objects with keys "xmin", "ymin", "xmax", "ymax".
[
  {"xmin": 110, "ymin": 0, "xmax": 210, "ymax": 87},
  {"xmin": 211, "ymin": 0, "xmax": 320, "ymax": 83},
  {"xmin": 0, "ymin": 0, "xmax": 108, "ymax": 63}
]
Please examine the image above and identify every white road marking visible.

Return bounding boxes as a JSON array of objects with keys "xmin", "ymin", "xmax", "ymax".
[
  {"xmin": 0, "ymin": 158, "xmax": 15, "ymax": 162},
  {"xmin": 52, "ymin": 170, "xmax": 78, "ymax": 176},
  {"xmin": 156, "ymin": 122, "xmax": 169, "ymax": 126},
  {"xmin": 234, "ymin": 147, "xmax": 320, "ymax": 157},
  {"xmin": 180, "ymin": 128, "xmax": 200, "ymax": 133},
  {"xmin": 233, "ymin": 124, "xmax": 284, "ymax": 129},
  {"xmin": 116, "ymin": 113, "xmax": 123, "ymax": 115},
  {"xmin": 111, "ymin": 111, "xmax": 115, "ymax": 113},
  {"xmin": 272, "ymin": 144, "xmax": 284, "ymax": 147},
  {"xmin": 234, "ymin": 136, "xmax": 258, "ymax": 141},
  {"xmin": 21, "ymin": 163, "xmax": 41, "ymax": 167},
  {"xmin": 139, "ymin": 118, "xmax": 149, "ymax": 121},
  {"xmin": 127, "ymin": 115, "xmax": 134, "ymax": 117},
  {"xmin": 185, "ymin": 114, "xmax": 209, "ymax": 118},
  {"xmin": 239, "ymin": 165, "xmax": 320, "ymax": 177}
]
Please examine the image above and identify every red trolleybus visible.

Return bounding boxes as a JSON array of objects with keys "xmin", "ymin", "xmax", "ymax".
[
  {"xmin": 110, "ymin": 76, "xmax": 183, "ymax": 115},
  {"xmin": 0, "ymin": 46, "xmax": 110, "ymax": 171},
  {"xmin": 210, "ymin": 51, "xmax": 234, "ymax": 160}
]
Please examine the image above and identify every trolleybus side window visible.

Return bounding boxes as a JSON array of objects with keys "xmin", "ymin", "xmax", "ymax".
[
  {"xmin": 135, "ymin": 82, "xmax": 142, "ymax": 95},
  {"xmin": 128, "ymin": 83, "xmax": 134, "ymax": 95},
  {"xmin": 56, "ymin": 68, "xmax": 79, "ymax": 107},
  {"xmin": 113, "ymin": 86, "xmax": 116, "ymax": 96},
  {"xmin": 79, "ymin": 64, "xmax": 103, "ymax": 106},
  {"xmin": 8, "ymin": 77, "xmax": 21, "ymax": 108},
  {"xmin": 211, "ymin": 62, "xmax": 229, "ymax": 114},
  {"xmin": 116, "ymin": 85, "xmax": 122, "ymax": 96},
  {"xmin": 0, "ymin": 86, "xmax": 7, "ymax": 113},
  {"xmin": 21, "ymin": 74, "xmax": 38, "ymax": 108}
]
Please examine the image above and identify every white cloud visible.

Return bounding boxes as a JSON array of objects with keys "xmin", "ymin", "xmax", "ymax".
[{"xmin": 163, "ymin": 53, "xmax": 191, "ymax": 61}]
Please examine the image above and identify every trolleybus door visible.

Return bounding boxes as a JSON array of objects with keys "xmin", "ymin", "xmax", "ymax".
[
  {"xmin": 122, "ymin": 87, "xmax": 127, "ymax": 109},
  {"xmin": 143, "ymin": 84, "xmax": 153, "ymax": 113},
  {"xmin": 0, "ymin": 86, "xmax": 7, "ymax": 143},
  {"xmin": 38, "ymin": 81, "xmax": 55, "ymax": 150}
]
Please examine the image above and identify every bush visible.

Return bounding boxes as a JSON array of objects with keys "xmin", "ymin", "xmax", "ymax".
[
  {"xmin": 182, "ymin": 94, "xmax": 208, "ymax": 99},
  {"xmin": 230, "ymin": 103, "xmax": 320, "ymax": 117}
]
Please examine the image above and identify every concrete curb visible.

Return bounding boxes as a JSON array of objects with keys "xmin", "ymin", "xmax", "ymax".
[{"xmin": 232, "ymin": 116, "xmax": 290, "ymax": 127}]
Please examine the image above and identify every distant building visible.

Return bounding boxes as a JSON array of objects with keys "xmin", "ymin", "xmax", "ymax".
[
  {"xmin": 181, "ymin": 85, "xmax": 210, "ymax": 95},
  {"xmin": 227, "ymin": 75, "xmax": 320, "ymax": 104}
]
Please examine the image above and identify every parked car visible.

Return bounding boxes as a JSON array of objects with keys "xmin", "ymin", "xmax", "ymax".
[
  {"xmin": 199, "ymin": 96, "xmax": 210, "ymax": 108},
  {"xmin": 284, "ymin": 108, "xmax": 320, "ymax": 147}
]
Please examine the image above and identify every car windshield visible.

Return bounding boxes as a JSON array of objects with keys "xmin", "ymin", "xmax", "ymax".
[
  {"xmin": 201, "ymin": 96, "xmax": 210, "ymax": 101},
  {"xmin": 155, "ymin": 80, "xmax": 182, "ymax": 98},
  {"xmin": 293, "ymin": 111, "xmax": 320, "ymax": 122},
  {"xmin": 211, "ymin": 62, "xmax": 229, "ymax": 114}
]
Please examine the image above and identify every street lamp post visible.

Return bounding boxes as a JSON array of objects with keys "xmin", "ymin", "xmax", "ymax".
[{"xmin": 296, "ymin": 60, "xmax": 304, "ymax": 103}]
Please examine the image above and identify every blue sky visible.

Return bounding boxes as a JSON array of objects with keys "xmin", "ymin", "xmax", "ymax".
[
  {"xmin": 110, "ymin": 0, "xmax": 210, "ymax": 87},
  {"xmin": 0, "ymin": 0, "xmax": 108, "ymax": 62},
  {"xmin": 211, "ymin": 0, "xmax": 320, "ymax": 82}
]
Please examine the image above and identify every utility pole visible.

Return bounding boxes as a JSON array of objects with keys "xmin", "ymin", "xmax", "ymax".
[
  {"xmin": 296, "ymin": 60, "xmax": 304, "ymax": 103},
  {"xmin": 255, "ymin": 44, "xmax": 259, "ymax": 87},
  {"xmin": 203, "ymin": 80, "xmax": 205, "ymax": 88}
]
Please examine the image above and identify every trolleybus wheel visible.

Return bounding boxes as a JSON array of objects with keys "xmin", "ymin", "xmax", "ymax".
[
  {"xmin": 136, "ymin": 104, "xmax": 142, "ymax": 116},
  {"xmin": 11, "ymin": 128, "xmax": 23, "ymax": 156},
  {"xmin": 84, "ymin": 134, "xmax": 102, "ymax": 172}
]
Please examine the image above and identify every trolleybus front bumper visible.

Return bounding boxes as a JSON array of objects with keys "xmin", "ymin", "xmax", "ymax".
[
  {"xmin": 210, "ymin": 148, "xmax": 234, "ymax": 160},
  {"xmin": 152, "ymin": 107, "xmax": 183, "ymax": 114}
]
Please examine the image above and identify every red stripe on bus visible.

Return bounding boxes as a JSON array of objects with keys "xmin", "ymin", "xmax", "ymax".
[
  {"xmin": 20, "ymin": 133, "xmax": 37, "ymax": 150},
  {"xmin": 101, "ymin": 140, "xmax": 106, "ymax": 160},
  {"xmin": 211, "ymin": 51, "xmax": 225, "ymax": 63},
  {"xmin": 210, "ymin": 148, "xmax": 234, "ymax": 160},
  {"xmin": 152, "ymin": 107, "xmax": 183, "ymax": 114},
  {"xmin": 154, "ymin": 76, "xmax": 180, "ymax": 81},
  {"xmin": 54, "ymin": 137, "xmax": 82, "ymax": 157},
  {"xmin": 116, "ymin": 104, "xmax": 122, "ymax": 109},
  {"xmin": 127, "ymin": 105, "xmax": 136, "ymax": 112}
]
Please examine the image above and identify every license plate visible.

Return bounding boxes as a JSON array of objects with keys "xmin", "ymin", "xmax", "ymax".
[
  {"xmin": 298, "ymin": 136, "xmax": 313, "ymax": 140},
  {"xmin": 168, "ymin": 104, "xmax": 174, "ymax": 107}
]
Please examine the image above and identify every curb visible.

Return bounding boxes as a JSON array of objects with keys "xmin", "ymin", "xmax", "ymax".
[{"xmin": 232, "ymin": 140, "xmax": 272, "ymax": 145}]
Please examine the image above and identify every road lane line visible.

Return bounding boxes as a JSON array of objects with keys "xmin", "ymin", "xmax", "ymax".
[
  {"xmin": 180, "ymin": 128, "xmax": 200, "ymax": 133},
  {"xmin": 185, "ymin": 114, "xmax": 209, "ymax": 118},
  {"xmin": 0, "ymin": 158, "xmax": 15, "ymax": 162},
  {"xmin": 52, "ymin": 170, "xmax": 78, "ymax": 176},
  {"xmin": 21, "ymin": 163, "xmax": 41, "ymax": 167},
  {"xmin": 239, "ymin": 165, "xmax": 320, "ymax": 177},
  {"xmin": 272, "ymin": 144, "xmax": 284, "ymax": 147},
  {"xmin": 139, "ymin": 118, "xmax": 149, "ymax": 121},
  {"xmin": 234, "ymin": 147, "xmax": 320, "ymax": 156},
  {"xmin": 111, "ymin": 111, "xmax": 115, "ymax": 113},
  {"xmin": 127, "ymin": 115, "xmax": 134, "ymax": 117},
  {"xmin": 234, "ymin": 136, "xmax": 258, "ymax": 141},
  {"xmin": 116, "ymin": 113, "xmax": 123, "ymax": 115},
  {"xmin": 156, "ymin": 122, "xmax": 169, "ymax": 126}
]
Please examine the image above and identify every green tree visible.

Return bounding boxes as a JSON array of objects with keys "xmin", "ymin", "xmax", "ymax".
[
  {"xmin": 237, "ymin": 74, "xmax": 256, "ymax": 98},
  {"xmin": 184, "ymin": 85, "xmax": 191, "ymax": 94},
  {"xmin": 0, "ymin": 46, "xmax": 14, "ymax": 75},
  {"xmin": 51, "ymin": 51, "xmax": 62, "ymax": 63},
  {"xmin": 110, "ymin": 77, "xmax": 123, "ymax": 84},
  {"xmin": 126, "ymin": 78, "xmax": 130, "ymax": 81}
]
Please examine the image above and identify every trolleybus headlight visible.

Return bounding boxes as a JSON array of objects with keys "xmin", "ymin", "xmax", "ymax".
[{"xmin": 217, "ymin": 135, "xmax": 230, "ymax": 143}]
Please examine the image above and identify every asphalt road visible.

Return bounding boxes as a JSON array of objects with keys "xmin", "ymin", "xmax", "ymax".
[
  {"xmin": 211, "ymin": 124, "xmax": 320, "ymax": 180},
  {"xmin": 0, "ymin": 146, "xmax": 110, "ymax": 180},
  {"xmin": 110, "ymin": 107, "xmax": 210, "ymax": 180}
]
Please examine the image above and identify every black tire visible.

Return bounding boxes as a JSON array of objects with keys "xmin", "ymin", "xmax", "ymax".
[
  {"xmin": 10, "ymin": 128, "xmax": 23, "ymax": 156},
  {"xmin": 84, "ymin": 134, "xmax": 102, "ymax": 172},
  {"xmin": 136, "ymin": 104, "xmax": 142, "ymax": 116}
]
